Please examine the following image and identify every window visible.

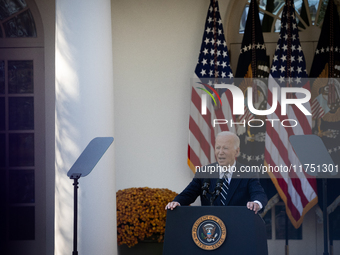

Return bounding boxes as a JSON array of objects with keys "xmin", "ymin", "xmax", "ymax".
[
  {"xmin": 0, "ymin": 0, "xmax": 37, "ymax": 38},
  {"xmin": 227, "ymin": 0, "xmax": 328, "ymax": 79},
  {"xmin": 3, "ymin": 60, "xmax": 35, "ymax": 241},
  {"xmin": 239, "ymin": 0, "xmax": 332, "ymax": 34},
  {"xmin": 0, "ymin": 0, "xmax": 45, "ymax": 253}
]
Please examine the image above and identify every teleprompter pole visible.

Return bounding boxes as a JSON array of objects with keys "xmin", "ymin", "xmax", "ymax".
[
  {"xmin": 323, "ymin": 178, "xmax": 329, "ymax": 255},
  {"xmin": 285, "ymin": 211, "xmax": 289, "ymax": 255},
  {"xmin": 71, "ymin": 174, "xmax": 81, "ymax": 255}
]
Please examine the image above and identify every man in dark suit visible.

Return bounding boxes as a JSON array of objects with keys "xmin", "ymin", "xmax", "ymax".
[{"xmin": 165, "ymin": 131, "xmax": 267, "ymax": 214}]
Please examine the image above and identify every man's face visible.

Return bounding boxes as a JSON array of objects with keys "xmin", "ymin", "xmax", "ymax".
[{"xmin": 214, "ymin": 135, "xmax": 239, "ymax": 167}]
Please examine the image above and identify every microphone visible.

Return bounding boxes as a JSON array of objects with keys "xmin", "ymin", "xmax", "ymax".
[
  {"xmin": 201, "ymin": 179, "xmax": 211, "ymax": 198},
  {"xmin": 214, "ymin": 178, "xmax": 224, "ymax": 197},
  {"xmin": 209, "ymin": 179, "xmax": 224, "ymax": 206}
]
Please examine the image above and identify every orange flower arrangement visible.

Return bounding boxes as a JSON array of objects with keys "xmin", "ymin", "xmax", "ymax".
[{"xmin": 116, "ymin": 187, "xmax": 178, "ymax": 247}]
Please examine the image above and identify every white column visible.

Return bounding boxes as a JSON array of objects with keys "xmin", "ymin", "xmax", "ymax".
[{"xmin": 55, "ymin": 0, "xmax": 116, "ymax": 254}]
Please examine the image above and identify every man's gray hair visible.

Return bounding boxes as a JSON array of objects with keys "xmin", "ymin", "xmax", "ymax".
[{"xmin": 216, "ymin": 131, "xmax": 240, "ymax": 150}]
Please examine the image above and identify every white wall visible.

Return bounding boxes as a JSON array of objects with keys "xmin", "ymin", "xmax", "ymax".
[
  {"xmin": 55, "ymin": 0, "xmax": 116, "ymax": 254},
  {"xmin": 112, "ymin": 0, "xmax": 230, "ymax": 194}
]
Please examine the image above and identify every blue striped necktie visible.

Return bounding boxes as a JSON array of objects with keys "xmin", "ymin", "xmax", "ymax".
[{"xmin": 220, "ymin": 172, "xmax": 230, "ymax": 206}]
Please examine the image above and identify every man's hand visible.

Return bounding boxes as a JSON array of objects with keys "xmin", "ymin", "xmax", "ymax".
[
  {"xmin": 165, "ymin": 201, "xmax": 180, "ymax": 210},
  {"xmin": 247, "ymin": 201, "xmax": 260, "ymax": 214}
]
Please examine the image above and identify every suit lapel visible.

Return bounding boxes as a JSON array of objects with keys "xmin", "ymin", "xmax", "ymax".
[
  {"xmin": 224, "ymin": 162, "xmax": 242, "ymax": 206},
  {"xmin": 224, "ymin": 177, "xmax": 241, "ymax": 205},
  {"xmin": 207, "ymin": 162, "xmax": 244, "ymax": 206}
]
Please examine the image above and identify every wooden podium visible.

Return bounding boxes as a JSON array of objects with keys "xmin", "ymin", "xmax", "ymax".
[{"xmin": 163, "ymin": 206, "xmax": 268, "ymax": 255}]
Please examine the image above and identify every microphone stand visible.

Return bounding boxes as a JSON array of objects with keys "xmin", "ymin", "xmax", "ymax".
[
  {"xmin": 210, "ymin": 195, "xmax": 216, "ymax": 206},
  {"xmin": 209, "ymin": 189, "xmax": 222, "ymax": 206},
  {"xmin": 202, "ymin": 180, "xmax": 223, "ymax": 206}
]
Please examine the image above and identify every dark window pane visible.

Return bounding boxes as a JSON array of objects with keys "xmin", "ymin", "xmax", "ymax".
[
  {"xmin": 9, "ymin": 170, "xmax": 34, "ymax": 203},
  {"xmin": 272, "ymin": 0, "xmax": 285, "ymax": 15},
  {"xmin": 3, "ymin": 9, "xmax": 36, "ymax": 38},
  {"xmin": 0, "ymin": 98, "xmax": 4, "ymax": 130},
  {"xmin": 317, "ymin": 0, "xmax": 328, "ymax": 26},
  {"xmin": 8, "ymin": 60, "xmax": 33, "ymax": 94},
  {"xmin": 9, "ymin": 206, "xmax": 34, "ymax": 240},
  {"xmin": 0, "ymin": 61, "xmax": 4, "ymax": 94},
  {"xmin": 9, "ymin": 97, "xmax": 34, "ymax": 130},
  {"xmin": 0, "ymin": 171, "xmax": 5, "ymax": 247},
  {"xmin": 0, "ymin": 0, "xmax": 27, "ymax": 21},
  {"xmin": 0, "ymin": 134, "xmax": 5, "ymax": 167},
  {"xmin": 263, "ymin": 209, "xmax": 272, "ymax": 239},
  {"xmin": 0, "ymin": 181, "xmax": 5, "ymax": 253},
  {"xmin": 0, "ymin": 170, "xmax": 5, "ymax": 200},
  {"xmin": 262, "ymin": 14, "xmax": 274, "ymax": 33},
  {"xmin": 9, "ymin": 133, "xmax": 34, "ymax": 167},
  {"xmin": 297, "ymin": 16, "xmax": 306, "ymax": 30},
  {"xmin": 275, "ymin": 205, "xmax": 302, "ymax": 239},
  {"xmin": 258, "ymin": 0, "xmax": 266, "ymax": 10},
  {"xmin": 261, "ymin": 0, "xmax": 276, "ymax": 33},
  {"xmin": 295, "ymin": 0, "xmax": 309, "ymax": 26},
  {"xmin": 308, "ymin": 0, "xmax": 320, "ymax": 25},
  {"xmin": 259, "ymin": 0, "xmax": 286, "ymax": 15},
  {"xmin": 239, "ymin": 6, "xmax": 249, "ymax": 33}
]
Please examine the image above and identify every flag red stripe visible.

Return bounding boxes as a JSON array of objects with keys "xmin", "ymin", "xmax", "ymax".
[
  {"xmin": 291, "ymin": 103, "xmax": 312, "ymax": 134},
  {"xmin": 267, "ymin": 89, "xmax": 295, "ymax": 137},
  {"xmin": 265, "ymin": 148, "xmax": 301, "ymax": 221},
  {"xmin": 311, "ymin": 99, "xmax": 318, "ymax": 110},
  {"xmin": 306, "ymin": 177, "xmax": 318, "ymax": 194},
  {"xmin": 214, "ymin": 107, "xmax": 229, "ymax": 131},
  {"xmin": 290, "ymin": 178, "xmax": 309, "ymax": 207},
  {"xmin": 191, "ymin": 87, "xmax": 216, "ymax": 147},
  {"xmin": 188, "ymin": 145, "xmax": 201, "ymax": 167},
  {"xmin": 192, "ymin": 87, "xmax": 213, "ymax": 127},
  {"xmin": 266, "ymin": 126, "xmax": 291, "ymax": 167},
  {"xmin": 290, "ymin": 84, "xmax": 312, "ymax": 134},
  {"xmin": 225, "ymin": 90, "xmax": 236, "ymax": 122},
  {"xmin": 266, "ymin": 125, "xmax": 309, "ymax": 207},
  {"xmin": 189, "ymin": 116, "xmax": 211, "ymax": 161}
]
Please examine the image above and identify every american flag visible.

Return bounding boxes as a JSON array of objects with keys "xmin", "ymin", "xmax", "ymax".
[
  {"xmin": 235, "ymin": 0, "xmax": 269, "ymax": 166},
  {"xmin": 311, "ymin": 93, "xmax": 330, "ymax": 119},
  {"xmin": 188, "ymin": 0, "xmax": 235, "ymax": 171},
  {"xmin": 238, "ymin": 106, "xmax": 254, "ymax": 123},
  {"xmin": 264, "ymin": 0, "xmax": 318, "ymax": 228}
]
